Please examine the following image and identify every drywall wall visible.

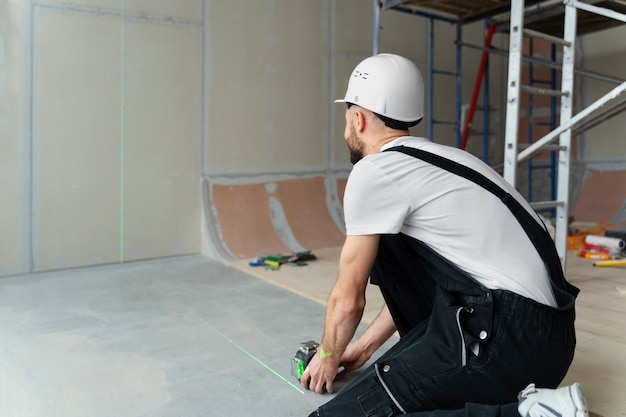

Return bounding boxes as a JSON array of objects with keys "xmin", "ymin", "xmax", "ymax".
[
  {"xmin": 2, "ymin": 0, "xmax": 623, "ymax": 274},
  {"xmin": 200, "ymin": 1, "xmax": 497, "ymax": 261},
  {"xmin": 205, "ymin": 0, "xmax": 328, "ymax": 174},
  {"xmin": 0, "ymin": 1, "xmax": 30, "ymax": 276},
  {"xmin": 1, "ymin": 0, "xmax": 203, "ymax": 275},
  {"xmin": 201, "ymin": 0, "xmax": 336, "ymax": 261},
  {"xmin": 570, "ymin": 24, "xmax": 626, "ymax": 224},
  {"xmin": 578, "ymin": 25, "xmax": 626, "ymax": 161},
  {"xmin": 33, "ymin": 1, "xmax": 202, "ymax": 271}
]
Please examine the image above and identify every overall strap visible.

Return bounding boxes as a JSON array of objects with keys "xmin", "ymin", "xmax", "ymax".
[{"xmin": 385, "ymin": 145, "xmax": 569, "ymax": 291}]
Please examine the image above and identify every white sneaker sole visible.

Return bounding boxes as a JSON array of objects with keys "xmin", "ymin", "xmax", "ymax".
[{"xmin": 569, "ymin": 383, "xmax": 589, "ymax": 417}]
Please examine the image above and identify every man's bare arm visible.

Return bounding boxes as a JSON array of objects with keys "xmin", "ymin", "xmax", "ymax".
[
  {"xmin": 301, "ymin": 234, "xmax": 379, "ymax": 393},
  {"xmin": 336, "ymin": 303, "xmax": 396, "ymax": 378}
]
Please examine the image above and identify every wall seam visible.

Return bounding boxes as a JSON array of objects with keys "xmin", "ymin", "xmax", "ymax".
[
  {"xmin": 27, "ymin": 0, "xmax": 35, "ymax": 273},
  {"xmin": 323, "ymin": 0, "xmax": 346, "ymax": 233},
  {"xmin": 200, "ymin": 0, "xmax": 209, "ymax": 258},
  {"xmin": 34, "ymin": 3, "xmax": 202, "ymax": 27},
  {"xmin": 325, "ymin": 0, "xmax": 334, "ymax": 172},
  {"xmin": 200, "ymin": 0, "xmax": 206, "ymax": 192},
  {"xmin": 118, "ymin": 0, "xmax": 126, "ymax": 263}
]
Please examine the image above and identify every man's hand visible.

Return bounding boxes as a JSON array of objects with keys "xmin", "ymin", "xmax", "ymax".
[
  {"xmin": 336, "ymin": 341, "xmax": 370, "ymax": 380},
  {"xmin": 339, "ymin": 304, "xmax": 397, "ymax": 380},
  {"xmin": 300, "ymin": 350, "xmax": 341, "ymax": 393}
]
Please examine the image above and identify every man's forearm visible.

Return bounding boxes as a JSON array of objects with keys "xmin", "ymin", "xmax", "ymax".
[
  {"xmin": 318, "ymin": 235, "xmax": 378, "ymax": 361},
  {"xmin": 302, "ymin": 235, "xmax": 379, "ymax": 393},
  {"xmin": 319, "ymin": 286, "xmax": 366, "ymax": 360},
  {"xmin": 354, "ymin": 303, "xmax": 396, "ymax": 358}
]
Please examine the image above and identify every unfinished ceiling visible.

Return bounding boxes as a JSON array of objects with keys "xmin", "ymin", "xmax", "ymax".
[{"xmin": 388, "ymin": 0, "xmax": 626, "ymax": 35}]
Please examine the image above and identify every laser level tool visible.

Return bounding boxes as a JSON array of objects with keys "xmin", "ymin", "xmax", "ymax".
[{"xmin": 291, "ymin": 340, "xmax": 319, "ymax": 381}]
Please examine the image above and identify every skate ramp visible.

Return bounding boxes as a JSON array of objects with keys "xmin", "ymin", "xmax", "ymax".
[
  {"xmin": 203, "ymin": 175, "xmax": 348, "ymax": 261},
  {"xmin": 570, "ymin": 168, "xmax": 626, "ymax": 226}
]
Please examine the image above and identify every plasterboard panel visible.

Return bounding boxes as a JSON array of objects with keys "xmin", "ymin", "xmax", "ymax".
[
  {"xmin": 584, "ymin": 25, "xmax": 626, "ymax": 58},
  {"xmin": 333, "ymin": 0, "xmax": 374, "ymax": 53},
  {"xmin": 123, "ymin": 21, "xmax": 201, "ymax": 260},
  {"xmin": 0, "ymin": 1, "xmax": 29, "ymax": 275},
  {"xmin": 33, "ymin": 10, "xmax": 121, "ymax": 271},
  {"xmin": 570, "ymin": 169, "xmax": 626, "ymax": 222},
  {"xmin": 331, "ymin": 57, "xmax": 356, "ymax": 168},
  {"xmin": 379, "ymin": 7, "xmax": 431, "ymax": 56},
  {"xmin": 38, "ymin": 0, "xmax": 203, "ymax": 23},
  {"xmin": 583, "ymin": 112, "xmax": 626, "ymax": 161},
  {"xmin": 583, "ymin": 66, "xmax": 626, "ymax": 161},
  {"xmin": 328, "ymin": 0, "xmax": 376, "ymax": 169},
  {"xmin": 581, "ymin": 26, "xmax": 626, "ymax": 161},
  {"xmin": 206, "ymin": 0, "xmax": 326, "ymax": 171}
]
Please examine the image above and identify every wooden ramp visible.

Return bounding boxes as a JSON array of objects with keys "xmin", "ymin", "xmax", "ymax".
[
  {"xmin": 204, "ymin": 175, "xmax": 347, "ymax": 260},
  {"xmin": 571, "ymin": 169, "xmax": 626, "ymax": 225}
]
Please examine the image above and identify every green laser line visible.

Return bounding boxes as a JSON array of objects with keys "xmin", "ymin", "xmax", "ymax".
[
  {"xmin": 187, "ymin": 310, "xmax": 305, "ymax": 394},
  {"xmin": 119, "ymin": 0, "xmax": 126, "ymax": 264}
]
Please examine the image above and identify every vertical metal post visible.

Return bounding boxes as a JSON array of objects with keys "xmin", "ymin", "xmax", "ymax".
[
  {"xmin": 455, "ymin": 23, "xmax": 462, "ymax": 148},
  {"xmin": 555, "ymin": 0, "xmax": 577, "ymax": 268},
  {"xmin": 427, "ymin": 17, "xmax": 434, "ymax": 140},
  {"xmin": 503, "ymin": 0, "xmax": 524, "ymax": 186},
  {"xmin": 483, "ymin": 19, "xmax": 491, "ymax": 163},
  {"xmin": 549, "ymin": 43, "xmax": 557, "ymax": 209},
  {"xmin": 373, "ymin": 0, "xmax": 380, "ymax": 55},
  {"xmin": 461, "ymin": 21, "xmax": 495, "ymax": 151},
  {"xmin": 528, "ymin": 38, "xmax": 535, "ymax": 201}
]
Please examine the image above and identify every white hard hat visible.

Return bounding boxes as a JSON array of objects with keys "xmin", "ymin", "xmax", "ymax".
[{"xmin": 335, "ymin": 53, "xmax": 424, "ymax": 123}]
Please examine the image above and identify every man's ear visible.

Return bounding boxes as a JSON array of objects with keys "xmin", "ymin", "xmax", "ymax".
[{"xmin": 353, "ymin": 109, "xmax": 367, "ymax": 133}]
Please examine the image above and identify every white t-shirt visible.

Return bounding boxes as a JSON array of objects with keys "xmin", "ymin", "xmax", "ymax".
[{"xmin": 343, "ymin": 136, "xmax": 557, "ymax": 307}]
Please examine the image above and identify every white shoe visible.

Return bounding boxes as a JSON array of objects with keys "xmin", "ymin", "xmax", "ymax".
[{"xmin": 517, "ymin": 383, "xmax": 589, "ymax": 417}]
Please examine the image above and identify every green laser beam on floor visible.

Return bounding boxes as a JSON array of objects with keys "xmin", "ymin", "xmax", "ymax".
[{"xmin": 187, "ymin": 310, "xmax": 305, "ymax": 394}]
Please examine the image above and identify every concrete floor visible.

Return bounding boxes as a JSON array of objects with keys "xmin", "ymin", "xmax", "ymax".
[
  {"xmin": 1, "ymin": 250, "xmax": 624, "ymax": 416},
  {"xmin": 0, "ymin": 255, "xmax": 396, "ymax": 417}
]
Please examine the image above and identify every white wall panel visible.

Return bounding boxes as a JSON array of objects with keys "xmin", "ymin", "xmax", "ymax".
[
  {"xmin": 331, "ymin": 58, "xmax": 356, "ymax": 169},
  {"xmin": 206, "ymin": 0, "xmax": 327, "ymax": 172},
  {"xmin": 0, "ymin": 0, "xmax": 30, "ymax": 275},
  {"xmin": 33, "ymin": 5, "xmax": 201, "ymax": 271},
  {"xmin": 33, "ymin": 9, "xmax": 122, "ymax": 270},
  {"xmin": 123, "ymin": 21, "xmax": 201, "ymax": 261},
  {"xmin": 582, "ymin": 26, "xmax": 626, "ymax": 161}
]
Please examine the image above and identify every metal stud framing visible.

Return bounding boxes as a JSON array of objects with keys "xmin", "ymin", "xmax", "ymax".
[
  {"xmin": 374, "ymin": 0, "xmax": 626, "ymax": 269},
  {"xmin": 504, "ymin": 0, "xmax": 626, "ymax": 268}
]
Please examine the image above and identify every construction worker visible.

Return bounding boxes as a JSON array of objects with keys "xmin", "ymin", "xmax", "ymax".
[{"xmin": 301, "ymin": 53, "xmax": 588, "ymax": 417}]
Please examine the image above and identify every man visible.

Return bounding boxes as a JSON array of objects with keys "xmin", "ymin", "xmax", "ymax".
[{"xmin": 301, "ymin": 53, "xmax": 588, "ymax": 417}]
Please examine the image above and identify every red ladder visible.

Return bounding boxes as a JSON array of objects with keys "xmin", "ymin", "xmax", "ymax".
[{"xmin": 461, "ymin": 22, "xmax": 496, "ymax": 150}]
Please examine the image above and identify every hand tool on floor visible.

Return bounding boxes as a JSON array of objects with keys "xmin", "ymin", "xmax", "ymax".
[
  {"xmin": 291, "ymin": 340, "xmax": 319, "ymax": 381},
  {"xmin": 593, "ymin": 259, "xmax": 626, "ymax": 267}
]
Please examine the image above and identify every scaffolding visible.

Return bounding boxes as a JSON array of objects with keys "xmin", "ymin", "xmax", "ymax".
[{"xmin": 373, "ymin": 0, "xmax": 626, "ymax": 268}]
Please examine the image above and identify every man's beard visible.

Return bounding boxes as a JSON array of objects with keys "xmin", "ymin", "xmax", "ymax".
[{"xmin": 347, "ymin": 124, "xmax": 364, "ymax": 165}]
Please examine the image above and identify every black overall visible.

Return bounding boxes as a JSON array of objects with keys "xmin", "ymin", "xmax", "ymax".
[{"xmin": 309, "ymin": 147, "xmax": 579, "ymax": 417}]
